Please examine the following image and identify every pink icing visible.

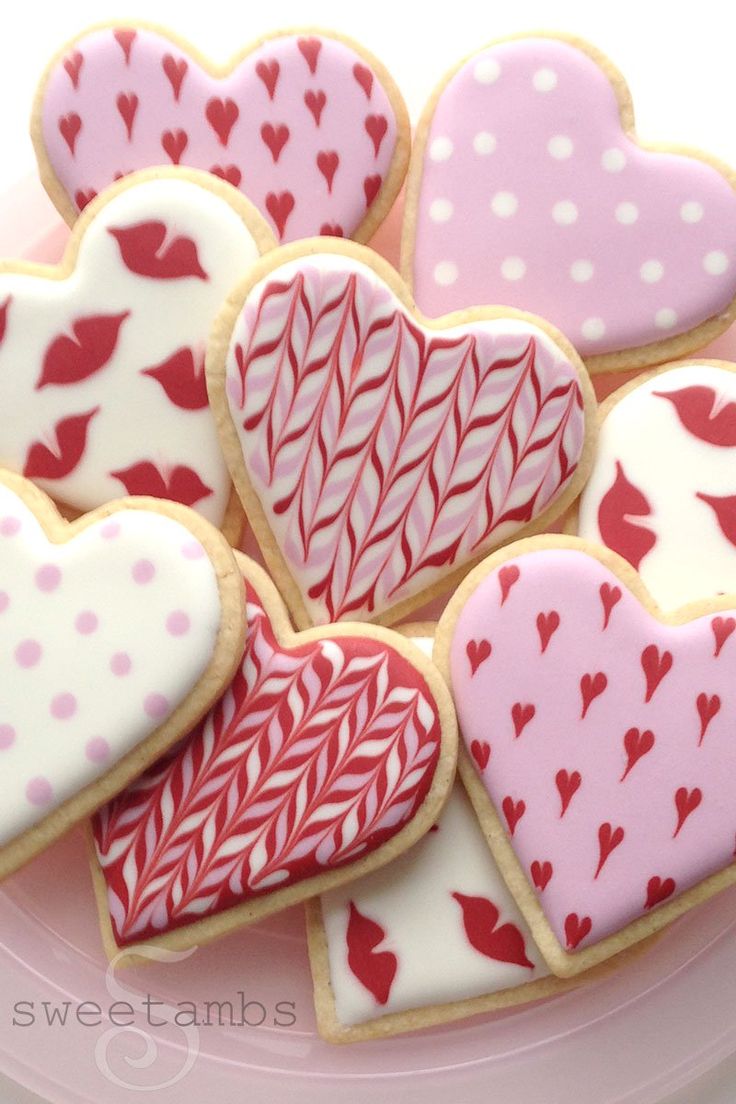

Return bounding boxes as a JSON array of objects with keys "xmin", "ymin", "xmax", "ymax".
[
  {"xmin": 411, "ymin": 37, "xmax": 736, "ymax": 357},
  {"xmin": 40, "ymin": 27, "xmax": 400, "ymax": 242},
  {"xmin": 449, "ymin": 547, "xmax": 736, "ymax": 950}
]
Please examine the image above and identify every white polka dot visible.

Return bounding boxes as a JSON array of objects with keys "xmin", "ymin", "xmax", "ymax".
[
  {"xmin": 704, "ymin": 250, "xmax": 729, "ymax": 275},
  {"xmin": 491, "ymin": 191, "xmax": 518, "ymax": 218},
  {"xmin": 474, "ymin": 57, "xmax": 501, "ymax": 84},
  {"xmin": 552, "ymin": 200, "xmax": 578, "ymax": 225},
  {"xmin": 548, "ymin": 135, "xmax": 573, "ymax": 160},
  {"xmin": 570, "ymin": 260, "xmax": 594, "ymax": 283},
  {"xmin": 601, "ymin": 148, "xmax": 626, "ymax": 172},
  {"xmin": 533, "ymin": 68, "xmax": 557, "ymax": 92},
  {"xmin": 429, "ymin": 198, "xmax": 453, "ymax": 223},
  {"xmin": 473, "ymin": 131, "xmax": 496, "ymax": 155},
  {"xmin": 581, "ymin": 317, "xmax": 606, "ymax": 341},
  {"xmin": 501, "ymin": 256, "xmax": 526, "ymax": 281},
  {"xmin": 655, "ymin": 308, "xmax": 678, "ymax": 329},
  {"xmin": 430, "ymin": 137, "xmax": 453, "ymax": 162},
  {"xmin": 680, "ymin": 201, "xmax": 704, "ymax": 224},
  {"xmin": 615, "ymin": 202, "xmax": 639, "ymax": 225},
  {"xmin": 640, "ymin": 260, "xmax": 664, "ymax": 284},
  {"xmin": 434, "ymin": 261, "xmax": 458, "ymax": 286}
]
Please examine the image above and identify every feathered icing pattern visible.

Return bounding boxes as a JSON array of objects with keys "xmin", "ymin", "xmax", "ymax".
[
  {"xmin": 228, "ymin": 265, "xmax": 585, "ymax": 621},
  {"xmin": 93, "ymin": 581, "xmax": 441, "ymax": 945}
]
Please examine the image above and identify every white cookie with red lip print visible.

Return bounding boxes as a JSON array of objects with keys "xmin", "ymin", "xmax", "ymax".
[
  {"xmin": 0, "ymin": 469, "xmax": 244, "ymax": 881},
  {"xmin": 32, "ymin": 23, "xmax": 409, "ymax": 244},
  {"xmin": 0, "ymin": 169, "xmax": 274, "ymax": 534},
  {"xmin": 207, "ymin": 240, "xmax": 596, "ymax": 629},
  {"xmin": 401, "ymin": 34, "xmax": 736, "ymax": 373},
  {"xmin": 577, "ymin": 361, "xmax": 736, "ymax": 611}
]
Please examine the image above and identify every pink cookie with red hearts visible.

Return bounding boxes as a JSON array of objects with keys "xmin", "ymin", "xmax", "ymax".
[
  {"xmin": 207, "ymin": 240, "xmax": 596, "ymax": 629},
  {"xmin": 402, "ymin": 34, "xmax": 736, "ymax": 373},
  {"xmin": 435, "ymin": 536, "xmax": 736, "ymax": 976},
  {"xmin": 0, "ymin": 168, "xmax": 274, "ymax": 534},
  {"xmin": 90, "ymin": 554, "xmax": 456, "ymax": 963},
  {"xmin": 33, "ymin": 23, "xmax": 409, "ymax": 244}
]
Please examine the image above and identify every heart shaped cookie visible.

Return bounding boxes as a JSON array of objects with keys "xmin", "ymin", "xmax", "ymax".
[
  {"xmin": 436, "ymin": 537, "xmax": 736, "ymax": 975},
  {"xmin": 90, "ymin": 555, "xmax": 456, "ymax": 962},
  {"xmin": 0, "ymin": 168, "xmax": 273, "ymax": 533},
  {"xmin": 208, "ymin": 242, "xmax": 595, "ymax": 628},
  {"xmin": 577, "ymin": 360, "xmax": 736, "ymax": 610},
  {"xmin": 402, "ymin": 34, "xmax": 736, "ymax": 372},
  {"xmin": 33, "ymin": 23, "xmax": 409, "ymax": 243},
  {"xmin": 0, "ymin": 469, "xmax": 244, "ymax": 881}
]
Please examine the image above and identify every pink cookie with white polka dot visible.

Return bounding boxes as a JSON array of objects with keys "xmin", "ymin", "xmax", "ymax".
[
  {"xmin": 402, "ymin": 34, "xmax": 736, "ymax": 372},
  {"xmin": 0, "ymin": 469, "xmax": 244, "ymax": 881}
]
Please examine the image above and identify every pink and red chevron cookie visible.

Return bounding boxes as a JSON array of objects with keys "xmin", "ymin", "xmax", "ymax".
[
  {"xmin": 0, "ymin": 469, "xmax": 244, "ymax": 882},
  {"xmin": 402, "ymin": 34, "xmax": 736, "ymax": 372},
  {"xmin": 0, "ymin": 167, "xmax": 274, "ymax": 537},
  {"xmin": 435, "ymin": 536, "xmax": 736, "ymax": 977},
  {"xmin": 207, "ymin": 240, "xmax": 596, "ymax": 628},
  {"xmin": 89, "ymin": 557, "xmax": 456, "ymax": 964},
  {"xmin": 32, "ymin": 23, "xmax": 409, "ymax": 244}
]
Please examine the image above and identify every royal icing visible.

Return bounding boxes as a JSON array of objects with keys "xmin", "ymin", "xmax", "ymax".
[
  {"xmin": 578, "ymin": 363, "xmax": 736, "ymax": 611},
  {"xmin": 37, "ymin": 26, "xmax": 403, "ymax": 242},
  {"xmin": 93, "ymin": 569, "xmax": 443, "ymax": 947},
  {"xmin": 220, "ymin": 253, "xmax": 588, "ymax": 625},
  {"xmin": 319, "ymin": 773, "xmax": 547, "ymax": 1027},
  {"xmin": 406, "ymin": 36, "xmax": 736, "ymax": 361},
  {"xmin": 0, "ymin": 174, "xmax": 265, "ymax": 525},
  {"xmin": 0, "ymin": 477, "xmax": 223, "ymax": 847},
  {"xmin": 448, "ymin": 547, "xmax": 736, "ymax": 953}
]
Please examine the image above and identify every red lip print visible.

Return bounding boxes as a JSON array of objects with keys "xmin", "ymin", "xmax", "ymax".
[
  {"xmin": 712, "ymin": 615, "xmax": 736, "ymax": 657},
  {"xmin": 674, "ymin": 786, "xmax": 702, "ymax": 838},
  {"xmin": 499, "ymin": 564, "xmax": 521, "ymax": 605},
  {"xmin": 556, "ymin": 769, "xmax": 582, "ymax": 817},
  {"xmin": 452, "ymin": 892, "xmax": 534, "ymax": 969},
  {"xmin": 317, "ymin": 150, "xmax": 339, "ymax": 193},
  {"xmin": 645, "ymin": 875, "xmax": 676, "ymax": 910},
  {"xmin": 654, "ymin": 385, "xmax": 736, "ymax": 447},
  {"xmin": 599, "ymin": 582, "xmax": 622, "ymax": 630},
  {"xmin": 256, "ymin": 58, "xmax": 280, "ymax": 100},
  {"xmin": 206, "ymin": 98, "xmax": 239, "ymax": 147},
  {"xmin": 580, "ymin": 671, "xmax": 607, "ymax": 718},
  {"xmin": 161, "ymin": 128, "xmax": 188, "ymax": 165},
  {"xmin": 621, "ymin": 727, "xmax": 655, "ymax": 781},
  {"xmin": 108, "ymin": 221, "xmax": 208, "ymax": 281},
  {"xmin": 110, "ymin": 461, "xmax": 213, "ymax": 507},
  {"xmin": 511, "ymin": 702, "xmax": 535, "ymax": 739},
  {"xmin": 304, "ymin": 90, "xmax": 327, "ymax": 126},
  {"xmin": 162, "ymin": 54, "xmax": 188, "ymax": 101},
  {"xmin": 297, "ymin": 36, "xmax": 321, "ymax": 74},
  {"xmin": 365, "ymin": 114, "xmax": 388, "ymax": 158},
  {"xmin": 470, "ymin": 740, "xmax": 491, "ymax": 770},
  {"xmin": 116, "ymin": 93, "xmax": 139, "ymax": 142},
  {"xmin": 141, "ymin": 347, "xmax": 208, "ymax": 411},
  {"xmin": 37, "ymin": 313, "xmax": 129, "ymax": 389},
  {"xmin": 466, "ymin": 638, "xmax": 491, "ymax": 675},
  {"xmin": 641, "ymin": 644, "xmax": 673, "ymax": 703},
  {"xmin": 265, "ymin": 191, "xmax": 295, "ymax": 240},
  {"xmin": 595, "ymin": 822, "xmax": 625, "ymax": 879},
  {"xmin": 23, "ymin": 408, "xmax": 100, "ymax": 480},
  {"xmin": 597, "ymin": 461, "xmax": 656, "ymax": 572},
  {"xmin": 502, "ymin": 796, "xmax": 526, "ymax": 836},
  {"xmin": 696, "ymin": 693, "xmax": 721, "ymax": 745},
  {"xmin": 697, "ymin": 492, "xmax": 736, "ymax": 548},
  {"xmin": 59, "ymin": 112, "xmax": 82, "ymax": 156},
  {"xmin": 536, "ymin": 610, "xmax": 560, "ymax": 653},
  {"xmin": 261, "ymin": 123, "xmax": 290, "ymax": 163},
  {"xmin": 0, "ymin": 296, "xmax": 11, "ymax": 345},
  {"xmin": 531, "ymin": 860, "xmax": 553, "ymax": 891},
  {"xmin": 564, "ymin": 912, "xmax": 592, "ymax": 950},
  {"xmin": 346, "ymin": 901, "xmax": 397, "ymax": 1005}
]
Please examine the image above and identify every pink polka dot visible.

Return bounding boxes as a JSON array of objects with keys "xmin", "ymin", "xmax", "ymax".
[
  {"xmin": 132, "ymin": 559, "xmax": 155, "ymax": 584},
  {"xmin": 0, "ymin": 724, "xmax": 15, "ymax": 749},
  {"xmin": 51, "ymin": 692, "xmax": 77, "ymax": 720},
  {"xmin": 144, "ymin": 693, "xmax": 169, "ymax": 720},
  {"xmin": 36, "ymin": 564, "xmax": 61, "ymax": 593},
  {"xmin": 0, "ymin": 592, "xmax": 9, "ymax": 613},
  {"xmin": 0, "ymin": 516, "xmax": 20, "ymax": 536},
  {"xmin": 101, "ymin": 521, "xmax": 121, "ymax": 539},
  {"xmin": 75, "ymin": 611, "xmax": 98, "ymax": 635},
  {"xmin": 26, "ymin": 777, "xmax": 53, "ymax": 806},
  {"xmin": 15, "ymin": 639, "xmax": 42, "ymax": 668},
  {"xmin": 166, "ymin": 610, "xmax": 190, "ymax": 636},
  {"xmin": 85, "ymin": 737, "xmax": 110, "ymax": 763},
  {"xmin": 110, "ymin": 652, "xmax": 132, "ymax": 676},
  {"xmin": 182, "ymin": 540, "xmax": 205, "ymax": 560}
]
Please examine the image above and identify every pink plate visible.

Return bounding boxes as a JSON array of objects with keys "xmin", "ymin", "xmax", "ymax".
[{"xmin": 0, "ymin": 174, "xmax": 735, "ymax": 1104}]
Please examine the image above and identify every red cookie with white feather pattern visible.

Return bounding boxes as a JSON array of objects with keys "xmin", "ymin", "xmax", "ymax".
[
  {"xmin": 89, "ymin": 556, "xmax": 456, "ymax": 964},
  {"xmin": 0, "ymin": 168, "xmax": 274, "ymax": 537}
]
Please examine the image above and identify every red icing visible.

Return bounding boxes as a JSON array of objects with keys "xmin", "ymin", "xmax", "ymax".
[
  {"xmin": 108, "ymin": 221, "xmax": 208, "ymax": 280},
  {"xmin": 23, "ymin": 408, "xmax": 99, "ymax": 480},
  {"xmin": 452, "ymin": 892, "xmax": 534, "ymax": 969},
  {"xmin": 597, "ymin": 461, "xmax": 656, "ymax": 572},
  {"xmin": 654, "ymin": 385, "xmax": 736, "ymax": 447},
  {"xmin": 346, "ymin": 901, "xmax": 397, "ymax": 1005},
  {"xmin": 37, "ymin": 312, "xmax": 129, "ymax": 389}
]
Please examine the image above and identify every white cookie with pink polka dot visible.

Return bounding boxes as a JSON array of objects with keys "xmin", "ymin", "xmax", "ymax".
[
  {"xmin": 403, "ymin": 34, "xmax": 736, "ymax": 372},
  {"xmin": 0, "ymin": 470, "xmax": 244, "ymax": 880}
]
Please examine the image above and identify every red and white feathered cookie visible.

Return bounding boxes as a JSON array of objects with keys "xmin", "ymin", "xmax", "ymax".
[
  {"xmin": 90, "ymin": 556, "xmax": 456, "ymax": 963},
  {"xmin": 0, "ymin": 168, "xmax": 274, "ymax": 534},
  {"xmin": 32, "ymin": 23, "xmax": 409, "ymax": 243}
]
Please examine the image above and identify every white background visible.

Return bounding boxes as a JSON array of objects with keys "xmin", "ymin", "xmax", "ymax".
[{"xmin": 0, "ymin": 0, "xmax": 734, "ymax": 1099}]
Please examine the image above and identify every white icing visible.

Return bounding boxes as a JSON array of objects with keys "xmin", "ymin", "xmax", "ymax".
[{"xmin": 0, "ymin": 479, "xmax": 222, "ymax": 843}]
